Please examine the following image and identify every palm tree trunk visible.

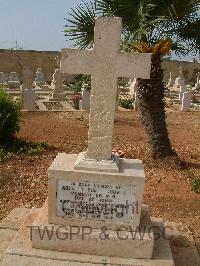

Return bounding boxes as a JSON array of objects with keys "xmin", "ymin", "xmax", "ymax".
[{"xmin": 137, "ymin": 53, "xmax": 175, "ymax": 158}]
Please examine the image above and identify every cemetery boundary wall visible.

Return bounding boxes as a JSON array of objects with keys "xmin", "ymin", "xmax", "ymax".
[{"xmin": 0, "ymin": 49, "xmax": 199, "ymax": 84}]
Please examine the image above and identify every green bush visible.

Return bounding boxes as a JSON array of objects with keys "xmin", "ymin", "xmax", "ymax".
[
  {"xmin": 0, "ymin": 89, "xmax": 22, "ymax": 146},
  {"xmin": 71, "ymin": 75, "xmax": 91, "ymax": 93},
  {"xmin": 0, "ymin": 140, "xmax": 47, "ymax": 162},
  {"xmin": 191, "ymin": 178, "xmax": 200, "ymax": 193},
  {"xmin": 119, "ymin": 98, "xmax": 134, "ymax": 109},
  {"xmin": 186, "ymin": 169, "xmax": 200, "ymax": 193}
]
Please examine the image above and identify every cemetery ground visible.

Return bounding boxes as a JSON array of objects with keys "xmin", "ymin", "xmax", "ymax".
[{"xmin": 0, "ymin": 110, "xmax": 200, "ymax": 255}]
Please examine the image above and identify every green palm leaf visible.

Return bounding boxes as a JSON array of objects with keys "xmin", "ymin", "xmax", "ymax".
[
  {"xmin": 64, "ymin": 0, "xmax": 200, "ymax": 55},
  {"xmin": 64, "ymin": 1, "xmax": 96, "ymax": 48}
]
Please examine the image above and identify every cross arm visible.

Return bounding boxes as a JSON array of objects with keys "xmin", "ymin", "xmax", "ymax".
[
  {"xmin": 116, "ymin": 53, "xmax": 152, "ymax": 79},
  {"xmin": 60, "ymin": 48, "xmax": 95, "ymax": 75}
]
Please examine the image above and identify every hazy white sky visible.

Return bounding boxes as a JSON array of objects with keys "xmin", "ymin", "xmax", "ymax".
[{"xmin": 0, "ymin": 0, "xmax": 199, "ymax": 61}]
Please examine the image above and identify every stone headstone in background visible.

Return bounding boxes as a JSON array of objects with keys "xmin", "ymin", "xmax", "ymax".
[
  {"xmin": 166, "ymin": 72, "xmax": 174, "ymax": 88},
  {"xmin": 172, "ymin": 65, "xmax": 185, "ymax": 91},
  {"xmin": 22, "ymin": 67, "xmax": 36, "ymax": 110},
  {"xmin": 49, "ymin": 69, "xmax": 66, "ymax": 101},
  {"xmin": 129, "ymin": 78, "xmax": 138, "ymax": 96},
  {"xmin": 7, "ymin": 72, "xmax": 20, "ymax": 89},
  {"xmin": 55, "ymin": 55, "xmax": 60, "ymax": 69},
  {"xmin": 23, "ymin": 89, "xmax": 36, "ymax": 111},
  {"xmin": 21, "ymin": 67, "xmax": 34, "ymax": 93},
  {"xmin": 0, "ymin": 72, "xmax": 6, "ymax": 84},
  {"xmin": 194, "ymin": 72, "xmax": 200, "ymax": 91},
  {"xmin": 79, "ymin": 84, "xmax": 90, "ymax": 110},
  {"xmin": 134, "ymin": 91, "xmax": 139, "ymax": 111},
  {"xmin": 179, "ymin": 85, "xmax": 186, "ymax": 101},
  {"xmin": 34, "ymin": 67, "xmax": 45, "ymax": 86},
  {"xmin": 181, "ymin": 92, "xmax": 192, "ymax": 111}
]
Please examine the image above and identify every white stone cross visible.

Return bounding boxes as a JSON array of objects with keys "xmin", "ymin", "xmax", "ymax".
[{"xmin": 61, "ymin": 17, "xmax": 151, "ymax": 161}]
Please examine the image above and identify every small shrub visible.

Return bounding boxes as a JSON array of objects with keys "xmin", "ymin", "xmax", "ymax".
[
  {"xmin": 0, "ymin": 89, "xmax": 22, "ymax": 146},
  {"xmin": 119, "ymin": 98, "xmax": 134, "ymax": 109},
  {"xmin": 0, "ymin": 148, "xmax": 14, "ymax": 161},
  {"xmin": 0, "ymin": 84, "xmax": 7, "ymax": 90},
  {"xmin": 27, "ymin": 143, "xmax": 47, "ymax": 154},
  {"xmin": 186, "ymin": 169, "xmax": 200, "ymax": 193},
  {"xmin": 191, "ymin": 179, "xmax": 200, "ymax": 193},
  {"xmin": 0, "ymin": 140, "xmax": 47, "ymax": 162},
  {"xmin": 71, "ymin": 75, "xmax": 91, "ymax": 93}
]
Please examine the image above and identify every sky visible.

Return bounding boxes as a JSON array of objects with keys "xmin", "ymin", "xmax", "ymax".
[
  {"xmin": 0, "ymin": 0, "xmax": 199, "ymax": 62},
  {"xmin": 0, "ymin": 0, "xmax": 80, "ymax": 51}
]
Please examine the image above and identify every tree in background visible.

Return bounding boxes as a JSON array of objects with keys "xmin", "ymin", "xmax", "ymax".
[{"xmin": 64, "ymin": 0, "xmax": 200, "ymax": 158}]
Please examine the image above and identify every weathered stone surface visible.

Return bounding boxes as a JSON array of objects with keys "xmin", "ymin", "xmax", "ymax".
[
  {"xmin": 31, "ymin": 206, "xmax": 154, "ymax": 259},
  {"xmin": 172, "ymin": 66, "xmax": 185, "ymax": 91},
  {"xmin": 7, "ymin": 72, "xmax": 20, "ymax": 89},
  {"xmin": 74, "ymin": 152, "xmax": 119, "ymax": 173},
  {"xmin": 34, "ymin": 68, "xmax": 45, "ymax": 85},
  {"xmin": 166, "ymin": 72, "xmax": 174, "ymax": 88},
  {"xmin": 0, "ymin": 229, "xmax": 16, "ymax": 261},
  {"xmin": 1, "ymin": 255, "xmax": 94, "ymax": 266},
  {"xmin": 0, "ymin": 208, "xmax": 30, "ymax": 230},
  {"xmin": 50, "ymin": 69, "xmax": 66, "ymax": 101},
  {"xmin": 134, "ymin": 92, "xmax": 139, "ymax": 111},
  {"xmin": 181, "ymin": 92, "xmax": 192, "ymax": 111},
  {"xmin": 21, "ymin": 67, "xmax": 34, "ymax": 92},
  {"xmin": 166, "ymin": 222, "xmax": 200, "ymax": 266},
  {"xmin": 179, "ymin": 85, "xmax": 186, "ymax": 101},
  {"xmin": 61, "ymin": 17, "xmax": 151, "ymax": 161},
  {"xmin": 129, "ymin": 78, "xmax": 138, "ymax": 96},
  {"xmin": 194, "ymin": 72, "xmax": 200, "ymax": 90},
  {"xmin": 4, "ymin": 208, "xmax": 175, "ymax": 266},
  {"xmin": 23, "ymin": 89, "xmax": 36, "ymax": 111},
  {"xmin": 79, "ymin": 88, "xmax": 90, "ymax": 111},
  {"xmin": 48, "ymin": 153, "xmax": 145, "ymax": 230}
]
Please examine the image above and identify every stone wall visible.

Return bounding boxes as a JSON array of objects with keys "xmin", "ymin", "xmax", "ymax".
[
  {"xmin": 0, "ymin": 49, "xmax": 59, "ymax": 82},
  {"xmin": 0, "ymin": 49, "xmax": 199, "ymax": 84},
  {"xmin": 162, "ymin": 59, "xmax": 200, "ymax": 85}
]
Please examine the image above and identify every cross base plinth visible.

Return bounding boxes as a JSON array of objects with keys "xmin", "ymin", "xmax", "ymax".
[
  {"xmin": 49, "ymin": 92, "xmax": 67, "ymax": 102},
  {"xmin": 74, "ymin": 152, "xmax": 120, "ymax": 173},
  {"xmin": 30, "ymin": 203, "xmax": 154, "ymax": 259}
]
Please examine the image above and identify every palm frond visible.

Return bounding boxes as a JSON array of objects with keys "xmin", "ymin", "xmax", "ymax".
[
  {"xmin": 64, "ymin": 0, "xmax": 200, "ymax": 57},
  {"xmin": 64, "ymin": 1, "xmax": 96, "ymax": 49}
]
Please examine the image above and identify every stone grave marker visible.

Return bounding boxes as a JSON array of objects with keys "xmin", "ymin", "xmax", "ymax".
[
  {"xmin": 49, "ymin": 69, "xmax": 66, "ymax": 101},
  {"xmin": 7, "ymin": 72, "xmax": 20, "ymax": 89},
  {"xmin": 194, "ymin": 72, "xmax": 200, "ymax": 91},
  {"xmin": 129, "ymin": 78, "xmax": 138, "ymax": 96},
  {"xmin": 134, "ymin": 91, "xmax": 139, "ymax": 111},
  {"xmin": 27, "ymin": 17, "xmax": 174, "ymax": 264},
  {"xmin": 21, "ymin": 67, "xmax": 34, "ymax": 93},
  {"xmin": 34, "ymin": 67, "xmax": 45, "ymax": 86},
  {"xmin": 0, "ymin": 72, "xmax": 6, "ymax": 84},
  {"xmin": 181, "ymin": 91, "xmax": 192, "ymax": 111},
  {"xmin": 179, "ymin": 85, "xmax": 186, "ymax": 100},
  {"xmin": 61, "ymin": 17, "xmax": 151, "ymax": 161},
  {"xmin": 23, "ymin": 89, "xmax": 36, "ymax": 111},
  {"xmin": 166, "ymin": 72, "xmax": 174, "ymax": 88},
  {"xmin": 79, "ymin": 84, "xmax": 90, "ymax": 111},
  {"xmin": 22, "ymin": 67, "xmax": 36, "ymax": 111},
  {"xmin": 172, "ymin": 65, "xmax": 185, "ymax": 91},
  {"xmin": 30, "ymin": 16, "xmax": 153, "ymax": 258}
]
